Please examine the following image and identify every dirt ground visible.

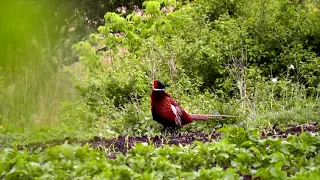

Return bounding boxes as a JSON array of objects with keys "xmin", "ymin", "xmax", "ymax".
[
  {"xmin": 87, "ymin": 122, "xmax": 319, "ymax": 157},
  {"xmin": 19, "ymin": 122, "xmax": 319, "ymax": 155}
]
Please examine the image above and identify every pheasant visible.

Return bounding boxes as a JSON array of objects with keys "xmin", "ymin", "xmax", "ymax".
[{"xmin": 151, "ymin": 80, "xmax": 234, "ymax": 128}]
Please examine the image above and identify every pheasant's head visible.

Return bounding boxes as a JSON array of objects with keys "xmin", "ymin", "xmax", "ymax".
[{"xmin": 153, "ymin": 80, "xmax": 166, "ymax": 91}]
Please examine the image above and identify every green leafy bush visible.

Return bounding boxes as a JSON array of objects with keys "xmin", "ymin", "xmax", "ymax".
[{"xmin": 69, "ymin": 0, "xmax": 320, "ymax": 135}]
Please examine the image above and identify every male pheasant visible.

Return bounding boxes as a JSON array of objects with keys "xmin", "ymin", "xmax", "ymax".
[{"xmin": 151, "ymin": 80, "xmax": 233, "ymax": 128}]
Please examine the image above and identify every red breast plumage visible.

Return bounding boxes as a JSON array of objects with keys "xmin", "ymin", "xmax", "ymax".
[{"xmin": 151, "ymin": 80, "xmax": 234, "ymax": 128}]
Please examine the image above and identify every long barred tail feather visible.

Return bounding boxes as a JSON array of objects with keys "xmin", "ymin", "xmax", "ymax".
[{"xmin": 190, "ymin": 114, "xmax": 235, "ymax": 121}]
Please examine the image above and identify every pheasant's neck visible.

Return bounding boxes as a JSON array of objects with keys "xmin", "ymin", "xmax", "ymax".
[{"xmin": 151, "ymin": 90, "xmax": 167, "ymax": 105}]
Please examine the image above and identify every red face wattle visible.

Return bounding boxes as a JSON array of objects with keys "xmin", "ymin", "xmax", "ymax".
[{"xmin": 153, "ymin": 80, "xmax": 159, "ymax": 89}]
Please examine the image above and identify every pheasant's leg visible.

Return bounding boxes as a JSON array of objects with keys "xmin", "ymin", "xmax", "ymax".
[
  {"xmin": 160, "ymin": 126, "xmax": 180, "ymax": 137},
  {"xmin": 160, "ymin": 127, "xmax": 169, "ymax": 136},
  {"xmin": 166, "ymin": 127, "xmax": 179, "ymax": 137},
  {"xmin": 172, "ymin": 127, "xmax": 181, "ymax": 137}
]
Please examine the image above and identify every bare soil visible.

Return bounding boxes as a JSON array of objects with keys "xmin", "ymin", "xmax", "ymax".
[{"xmin": 19, "ymin": 122, "xmax": 319, "ymax": 156}]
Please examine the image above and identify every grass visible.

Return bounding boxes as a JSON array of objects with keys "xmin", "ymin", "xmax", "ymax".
[
  {"xmin": 0, "ymin": 0, "xmax": 101, "ymax": 146},
  {"xmin": 1, "ymin": 57, "xmax": 319, "ymax": 148},
  {"xmin": 1, "ymin": 63, "xmax": 319, "ymax": 148},
  {"xmin": 0, "ymin": 20, "xmax": 94, "ymax": 147},
  {"xmin": 0, "ymin": 44, "xmax": 71, "ymax": 127}
]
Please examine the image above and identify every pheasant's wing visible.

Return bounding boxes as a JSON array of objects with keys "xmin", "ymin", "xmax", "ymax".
[{"xmin": 169, "ymin": 98, "xmax": 183, "ymax": 127}]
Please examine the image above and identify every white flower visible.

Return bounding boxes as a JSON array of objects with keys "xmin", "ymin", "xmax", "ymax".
[
  {"xmin": 289, "ymin": 64, "xmax": 294, "ymax": 69},
  {"xmin": 271, "ymin": 78, "xmax": 277, "ymax": 83},
  {"xmin": 142, "ymin": 142, "xmax": 148, "ymax": 146}
]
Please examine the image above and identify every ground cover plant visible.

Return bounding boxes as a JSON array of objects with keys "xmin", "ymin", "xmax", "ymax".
[
  {"xmin": 1, "ymin": 125, "xmax": 320, "ymax": 179},
  {"xmin": 0, "ymin": 0, "xmax": 320, "ymax": 179}
]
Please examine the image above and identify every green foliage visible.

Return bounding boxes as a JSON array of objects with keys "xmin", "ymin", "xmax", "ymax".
[
  {"xmin": 0, "ymin": 1, "xmax": 83, "ymax": 134},
  {"xmin": 68, "ymin": 0, "xmax": 320, "ymax": 136},
  {"xmin": 0, "ymin": 126, "xmax": 319, "ymax": 179},
  {"xmin": 1, "ymin": 0, "xmax": 320, "ymax": 179},
  {"xmin": 1, "ymin": 4, "xmax": 320, "ymax": 180}
]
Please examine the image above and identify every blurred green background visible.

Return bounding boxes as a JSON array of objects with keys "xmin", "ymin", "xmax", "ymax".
[
  {"xmin": 0, "ymin": 1, "xmax": 79, "ymax": 131},
  {"xmin": 0, "ymin": 0, "xmax": 146, "ymax": 133}
]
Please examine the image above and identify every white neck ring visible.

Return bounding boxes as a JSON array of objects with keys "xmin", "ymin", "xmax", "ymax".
[{"xmin": 153, "ymin": 88, "xmax": 165, "ymax": 91}]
